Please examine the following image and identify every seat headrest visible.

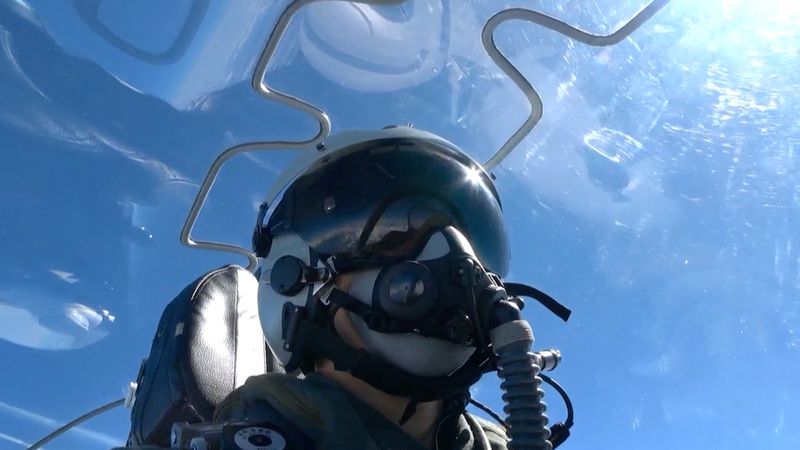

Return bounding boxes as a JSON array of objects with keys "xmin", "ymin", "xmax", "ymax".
[{"xmin": 129, "ymin": 265, "xmax": 281, "ymax": 447}]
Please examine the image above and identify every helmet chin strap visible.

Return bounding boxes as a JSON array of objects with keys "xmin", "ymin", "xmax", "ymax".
[{"xmin": 284, "ymin": 313, "xmax": 486, "ymax": 424}]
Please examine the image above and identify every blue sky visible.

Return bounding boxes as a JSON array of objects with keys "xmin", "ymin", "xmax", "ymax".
[{"xmin": 1, "ymin": 0, "xmax": 799, "ymax": 448}]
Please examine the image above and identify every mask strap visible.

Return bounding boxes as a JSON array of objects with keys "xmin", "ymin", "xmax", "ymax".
[
  {"xmin": 326, "ymin": 288, "xmax": 414, "ymax": 334},
  {"xmin": 504, "ymin": 282, "xmax": 572, "ymax": 322}
]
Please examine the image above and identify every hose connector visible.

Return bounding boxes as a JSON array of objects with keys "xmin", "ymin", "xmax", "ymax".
[{"xmin": 534, "ymin": 349, "xmax": 561, "ymax": 372}]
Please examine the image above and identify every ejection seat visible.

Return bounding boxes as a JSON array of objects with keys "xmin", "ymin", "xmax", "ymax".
[{"xmin": 126, "ymin": 265, "xmax": 283, "ymax": 447}]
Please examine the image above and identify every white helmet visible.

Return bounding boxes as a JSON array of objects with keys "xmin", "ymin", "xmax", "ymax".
[{"xmin": 253, "ymin": 126, "xmax": 510, "ymax": 400}]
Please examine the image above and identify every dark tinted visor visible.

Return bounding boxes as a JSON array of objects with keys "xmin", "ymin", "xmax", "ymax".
[{"xmin": 267, "ymin": 137, "xmax": 509, "ymax": 275}]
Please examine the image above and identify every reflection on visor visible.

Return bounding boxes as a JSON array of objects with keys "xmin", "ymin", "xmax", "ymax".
[
  {"xmin": 267, "ymin": 137, "xmax": 509, "ymax": 275},
  {"xmin": 360, "ymin": 196, "xmax": 454, "ymax": 257}
]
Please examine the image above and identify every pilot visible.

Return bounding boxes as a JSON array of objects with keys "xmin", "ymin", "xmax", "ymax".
[
  {"xmin": 213, "ymin": 127, "xmax": 526, "ymax": 449},
  {"xmin": 122, "ymin": 127, "xmax": 566, "ymax": 450}
]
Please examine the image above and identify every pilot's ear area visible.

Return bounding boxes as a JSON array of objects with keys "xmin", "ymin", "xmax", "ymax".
[{"xmin": 128, "ymin": 265, "xmax": 282, "ymax": 447}]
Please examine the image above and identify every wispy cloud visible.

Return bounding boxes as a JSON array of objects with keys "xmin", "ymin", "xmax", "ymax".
[
  {"xmin": 0, "ymin": 400, "xmax": 123, "ymax": 447},
  {"xmin": 0, "ymin": 106, "xmax": 190, "ymax": 184},
  {"xmin": 0, "ymin": 431, "xmax": 30, "ymax": 447}
]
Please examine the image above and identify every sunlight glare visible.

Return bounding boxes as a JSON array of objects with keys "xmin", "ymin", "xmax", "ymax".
[{"xmin": 466, "ymin": 167, "xmax": 483, "ymax": 184}]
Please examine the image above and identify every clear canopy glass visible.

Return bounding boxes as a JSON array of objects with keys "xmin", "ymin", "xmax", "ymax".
[{"xmin": 1, "ymin": 0, "xmax": 798, "ymax": 448}]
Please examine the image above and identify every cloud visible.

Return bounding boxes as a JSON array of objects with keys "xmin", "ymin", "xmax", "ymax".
[
  {"xmin": 0, "ymin": 103, "xmax": 189, "ymax": 183},
  {"xmin": 0, "ymin": 400, "xmax": 123, "ymax": 447},
  {"xmin": 49, "ymin": 270, "xmax": 79, "ymax": 284},
  {"xmin": 0, "ymin": 431, "xmax": 30, "ymax": 447}
]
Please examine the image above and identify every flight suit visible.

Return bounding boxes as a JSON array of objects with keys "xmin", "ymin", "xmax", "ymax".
[{"xmin": 213, "ymin": 372, "xmax": 509, "ymax": 450}]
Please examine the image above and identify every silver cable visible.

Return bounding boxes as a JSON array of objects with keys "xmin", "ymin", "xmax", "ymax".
[
  {"xmin": 180, "ymin": 0, "xmax": 403, "ymax": 270},
  {"xmin": 25, "ymin": 398, "xmax": 125, "ymax": 450},
  {"xmin": 183, "ymin": 0, "xmax": 671, "ymax": 265},
  {"xmin": 481, "ymin": 0, "xmax": 672, "ymax": 169}
]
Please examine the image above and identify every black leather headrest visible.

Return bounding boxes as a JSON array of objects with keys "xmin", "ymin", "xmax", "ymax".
[{"xmin": 128, "ymin": 265, "xmax": 281, "ymax": 447}]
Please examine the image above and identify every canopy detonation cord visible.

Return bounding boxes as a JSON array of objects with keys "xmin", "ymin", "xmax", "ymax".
[
  {"xmin": 481, "ymin": 0, "xmax": 672, "ymax": 169},
  {"xmin": 25, "ymin": 398, "xmax": 124, "ymax": 450},
  {"xmin": 180, "ymin": 0, "xmax": 405, "ymax": 270},
  {"xmin": 180, "ymin": 0, "xmax": 670, "ymax": 271},
  {"xmin": 27, "ymin": 1, "xmax": 669, "ymax": 448},
  {"xmin": 180, "ymin": 0, "xmax": 671, "ymax": 266}
]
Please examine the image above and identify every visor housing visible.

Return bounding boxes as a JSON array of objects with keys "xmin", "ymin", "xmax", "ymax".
[{"xmin": 266, "ymin": 137, "xmax": 509, "ymax": 276}]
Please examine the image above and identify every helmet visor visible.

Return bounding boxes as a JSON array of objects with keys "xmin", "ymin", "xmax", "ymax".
[{"xmin": 266, "ymin": 137, "xmax": 509, "ymax": 275}]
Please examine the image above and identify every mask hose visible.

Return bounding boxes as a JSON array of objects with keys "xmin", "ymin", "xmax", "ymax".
[{"xmin": 490, "ymin": 301, "xmax": 552, "ymax": 450}]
